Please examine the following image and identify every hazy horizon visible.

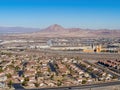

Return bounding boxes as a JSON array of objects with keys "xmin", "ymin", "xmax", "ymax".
[{"xmin": 0, "ymin": 24, "xmax": 120, "ymax": 35}]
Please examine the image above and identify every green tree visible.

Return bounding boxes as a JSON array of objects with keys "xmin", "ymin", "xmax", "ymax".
[
  {"xmin": 82, "ymin": 80, "xmax": 87, "ymax": 84},
  {"xmin": 50, "ymin": 74, "xmax": 54, "ymax": 80},
  {"xmin": 0, "ymin": 68, "xmax": 3, "ymax": 73},
  {"xmin": 24, "ymin": 77, "xmax": 29, "ymax": 81},
  {"xmin": 15, "ymin": 66, "xmax": 20, "ymax": 71},
  {"xmin": 34, "ymin": 82, "xmax": 39, "ymax": 87},
  {"xmin": 6, "ymin": 73, "xmax": 12, "ymax": 78},
  {"xmin": 22, "ymin": 81, "xmax": 27, "ymax": 86},
  {"xmin": 57, "ymin": 80, "xmax": 62, "ymax": 86},
  {"xmin": 8, "ymin": 80, "xmax": 13, "ymax": 88}
]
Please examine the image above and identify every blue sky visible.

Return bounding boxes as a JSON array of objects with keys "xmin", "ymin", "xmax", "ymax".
[{"xmin": 0, "ymin": 0, "xmax": 120, "ymax": 29}]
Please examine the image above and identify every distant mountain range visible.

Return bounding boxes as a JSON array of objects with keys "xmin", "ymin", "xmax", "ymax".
[
  {"xmin": 0, "ymin": 24, "xmax": 120, "ymax": 38},
  {"xmin": 0, "ymin": 26, "xmax": 40, "ymax": 34}
]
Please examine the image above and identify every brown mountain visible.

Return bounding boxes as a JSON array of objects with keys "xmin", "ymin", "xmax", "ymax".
[
  {"xmin": 2, "ymin": 24, "xmax": 120, "ymax": 38},
  {"xmin": 34, "ymin": 24, "xmax": 120, "ymax": 38},
  {"xmin": 41, "ymin": 24, "xmax": 65, "ymax": 32}
]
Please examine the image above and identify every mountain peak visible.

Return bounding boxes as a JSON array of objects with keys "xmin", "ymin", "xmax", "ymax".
[
  {"xmin": 51, "ymin": 24, "xmax": 62, "ymax": 27},
  {"xmin": 45, "ymin": 24, "xmax": 65, "ymax": 32}
]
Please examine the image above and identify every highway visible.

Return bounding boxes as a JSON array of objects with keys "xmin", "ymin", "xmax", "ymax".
[
  {"xmin": 35, "ymin": 49, "xmax": 120, "ymax": 60},
  {"xmin": 27, "ymin": 81, "xmax": 120, "ymax": 90},
  {"xmin": 13, "ymin": 81, "xmax": 120, "ymax": 90},
  {"xmin": 1, "ymin": 49, "xmax": 120, "ymax": 60}
]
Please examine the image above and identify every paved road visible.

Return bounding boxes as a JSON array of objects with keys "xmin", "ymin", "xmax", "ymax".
[
  {"xmin": 35, "ymin": 49, "xmax": 120, "ymax": 60},
  {"xmin": 27, "ymin": 81, "xmax": 120, "ymax": 90},
  {"xmin": 2, "ymin": 49, "xmax": 120, "ymax": 60},
  {"xmin": 13, "ymin": 81, "xmax": 120, "ymax": 90}
]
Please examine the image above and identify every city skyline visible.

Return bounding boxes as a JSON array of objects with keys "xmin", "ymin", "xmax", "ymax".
[{"xmin": 0, "ymin": 0, "xmax": 120, "ymax": 29}]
